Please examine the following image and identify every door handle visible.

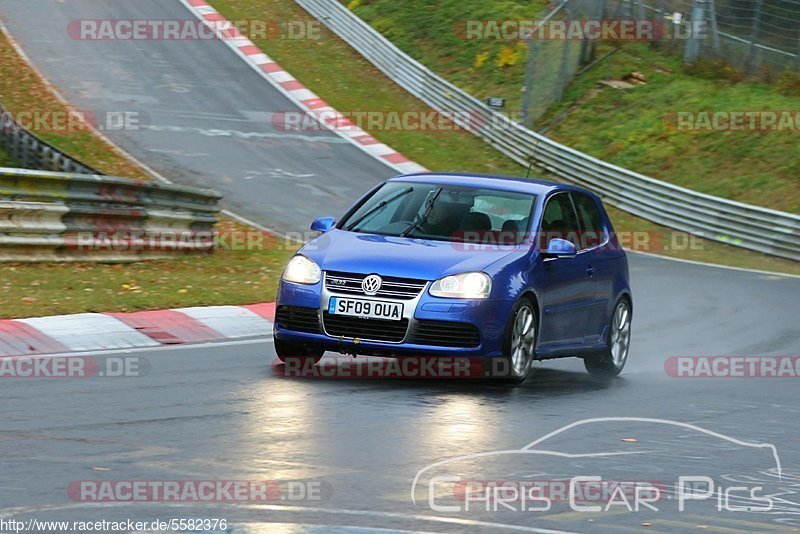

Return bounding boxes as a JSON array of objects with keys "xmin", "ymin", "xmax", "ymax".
[{"xmin": 586, "ymin": 266, "xmax": 596, "ymax": 276}]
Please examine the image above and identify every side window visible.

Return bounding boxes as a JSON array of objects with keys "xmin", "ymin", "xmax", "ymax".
[
  {"xmin": 572, "ymin": 193, "xmax": 607, "ymax": 250},
  {"xmin": 472, "ymin": 195, "xmax": 533, "ymax": 231},
  {"xmin": 540, "ymin": 193, "xmax": 581, "ymax": 247}
]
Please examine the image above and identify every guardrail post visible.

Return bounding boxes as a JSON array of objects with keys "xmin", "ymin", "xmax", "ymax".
[
  {"xmin": 708, "ymin": 0, "xmax": 720, "ymax": 54},
  {"xmin": 620, "ymin": 0, "xmax": 632, "ymax": 18},
  {"xmin": 521, "ymin": 0, "xmax": 569, "ymax": 127},
  {"xmin": 684, "ymin": 0, "xmax": 707, "ymax": 64},
  {"xmin": 580, "ymin": 0, "xmax": 606, "ymax": 65},
  {"xmin": 520, "ymin": 40, "xmax": 536, "ymax": 127},
  {"xmin": 746, "ymin": 0, "xmax": 764, "ymax": 75},
  {"xmin": 635, "ymin": 0, "xmax": 646, "ymax": 21},
  {"xmin": 20, "ymin": 134, "xmax": 30, "ymax": 170},
  {"xmin": 554, "ymin": 4, "xmax": 574, "ymax": 103},
  {"xmin": 796, "ymin": 30, "xmax": 800, "ymax": 68}
]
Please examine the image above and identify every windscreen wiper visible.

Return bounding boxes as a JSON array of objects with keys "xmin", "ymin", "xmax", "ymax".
[
  {"xmin": 346, "ymin": 187, "xmax": 414, "ymax": 232},
  {"xmin": 401, "ymin": 187, "xmax": 443, "ymax": 238}
]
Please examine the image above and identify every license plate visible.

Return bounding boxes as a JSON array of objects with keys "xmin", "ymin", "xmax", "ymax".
[{"xmin": 328, "ymin": 297, "xmax": 404, "ymax": 321}]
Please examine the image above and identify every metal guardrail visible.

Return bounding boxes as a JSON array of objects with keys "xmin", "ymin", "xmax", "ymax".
[
  {"xmin": 296, "ymin": 0, "xmax": 800, "ymax": 262},
  {"xmin": 0, "ymin": 167, "xmax": 221, "ymax": 262},
  {"xmin": 0, "ymin": 103, "xmax": 98, "ymax": 174}
]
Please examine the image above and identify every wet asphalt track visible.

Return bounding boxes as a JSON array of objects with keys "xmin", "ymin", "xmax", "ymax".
[{"xmin": 1, "ymin": 1, "xmax": 800, "ymax": 532}]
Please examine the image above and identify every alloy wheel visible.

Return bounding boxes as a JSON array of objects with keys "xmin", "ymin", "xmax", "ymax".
[{"xmin": 510, "ymin": 304, "xmax": 536, "ymax": 376}]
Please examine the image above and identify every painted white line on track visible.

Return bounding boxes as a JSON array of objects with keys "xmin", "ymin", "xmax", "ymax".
[{"xmin": 629, "ymin": 249, "xmax": 800, "ymax": 280}]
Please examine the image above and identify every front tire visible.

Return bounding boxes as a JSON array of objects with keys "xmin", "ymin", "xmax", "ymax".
[
  {"xmin": 275, "ymin": 338, "xmax": 324, "ymax": 365},
  {"xmin": 584, "ymin": 298, "xmax": 632, "ymax": 377},
  {"xmin": 495, "ymin": 298, "xmax": 538, "ymax": 383}
]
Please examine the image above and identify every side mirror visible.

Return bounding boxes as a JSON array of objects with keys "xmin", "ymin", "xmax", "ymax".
[
  {"xmin": 542, "ymin": 238, "xmax": 577, "ymax": 259},
  {"xmin": 310, "ymin": 217, "xmax": 335, "ymax": 233}
]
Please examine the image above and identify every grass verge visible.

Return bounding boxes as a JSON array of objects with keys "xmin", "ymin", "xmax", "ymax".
[
  {"xmin": 210, "ymin": 0, "xmax": 800, "ymax": 275},
  {"xmin": 538, "ymin": 44, "xmax": 800, "ymax": 214},
  {"xmin": 345, "ymin": 0, "xmax": 800, "ymax": 214},
  {"xmin": 345, "ymin": 0, "xmax": 549, "ymax": 110},
  {"xmin": 0, "ymin": 28, "xmax": 297, "ymax": 319},
  {"xmin": 0, "ymin": 29, "xmax": 148, "ymax": 179}
]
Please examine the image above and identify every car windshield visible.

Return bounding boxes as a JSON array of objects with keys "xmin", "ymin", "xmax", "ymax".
[{"xmin": 340, "ymin": 181, "xmax": 536, "ymax": 244}]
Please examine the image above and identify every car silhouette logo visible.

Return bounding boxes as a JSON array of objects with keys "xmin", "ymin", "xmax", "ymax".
[{"xmin": 362, "ymin": 275, "xmax": 382, "ymax": 295}]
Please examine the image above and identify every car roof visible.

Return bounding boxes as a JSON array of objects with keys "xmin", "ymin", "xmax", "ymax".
[{"xmin": 390, "ymin": 172, "xmax": 589, "ymax": 197}]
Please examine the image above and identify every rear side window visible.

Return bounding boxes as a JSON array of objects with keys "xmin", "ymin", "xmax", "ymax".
[
  {"xmin": 540, "ymin": 193, "xmax": 581, "ymax": 247},
  {"xmin": 572, "ymin": 193, "xmax": 607, "ymax": 250}
]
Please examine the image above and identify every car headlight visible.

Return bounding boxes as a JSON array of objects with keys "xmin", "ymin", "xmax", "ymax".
[
  {"xmin": 429, "ymin": 272, "xmax": 491, "ymax": 299},
  {"xmin": 282, "ymin": 255, "xmax": 322, "ymax": 285}
]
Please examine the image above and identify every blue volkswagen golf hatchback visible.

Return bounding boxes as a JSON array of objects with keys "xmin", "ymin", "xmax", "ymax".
[{"xmin": 275, "ymin": 173, "xmax": 632, "ymax": 382}]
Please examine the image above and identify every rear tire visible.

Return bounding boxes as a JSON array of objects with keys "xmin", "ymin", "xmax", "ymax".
[
  {"xmin": 584, "ymin": 298, "xmax": 631, "ymax": 378},
  {"xmin": 275, "ymin": 338, "xmax": 324, "ymax": 365}
]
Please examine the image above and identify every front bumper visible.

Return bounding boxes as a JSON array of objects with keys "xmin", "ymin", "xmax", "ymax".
[{"xmin": 275, "ymin": 280, "xmax": 512, "ymax": 358}]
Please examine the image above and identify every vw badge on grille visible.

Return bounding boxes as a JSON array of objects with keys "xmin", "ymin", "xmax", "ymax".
[{"xmin": 362, "ymin": 274, "xmax": 382, "ymax": 295}]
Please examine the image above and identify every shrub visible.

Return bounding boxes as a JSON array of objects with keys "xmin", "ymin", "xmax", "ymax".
[
  {"xmin": 474, "ymin": 51, "xmax": 490, "ymax": 69},
  {"xmin": 683, "ymin": 59, "xmax": 745, "ymax": 83},
  {"xmin": 495, "ymin": 45, "xmax": 519, "ymax": 68},
  {"xmin": 776, "ymin": 69, "xmax": 800, "ymax": 97}
]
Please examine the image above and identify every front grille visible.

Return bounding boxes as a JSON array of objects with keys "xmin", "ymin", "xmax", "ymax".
[
  {"xmin": 275, "ymin": 306, "xmax": 321, "ymax": 334},
  {"xmin": 323, "ymin": 312, "xmax": 409, "ymax": 343},
  {"xmin": 325, "ymin": 271, "xmax": 427, "ymax": 300},
  {"xmin": 409, "ymin": 320, "xmax": 481, "ymax": 348}
]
